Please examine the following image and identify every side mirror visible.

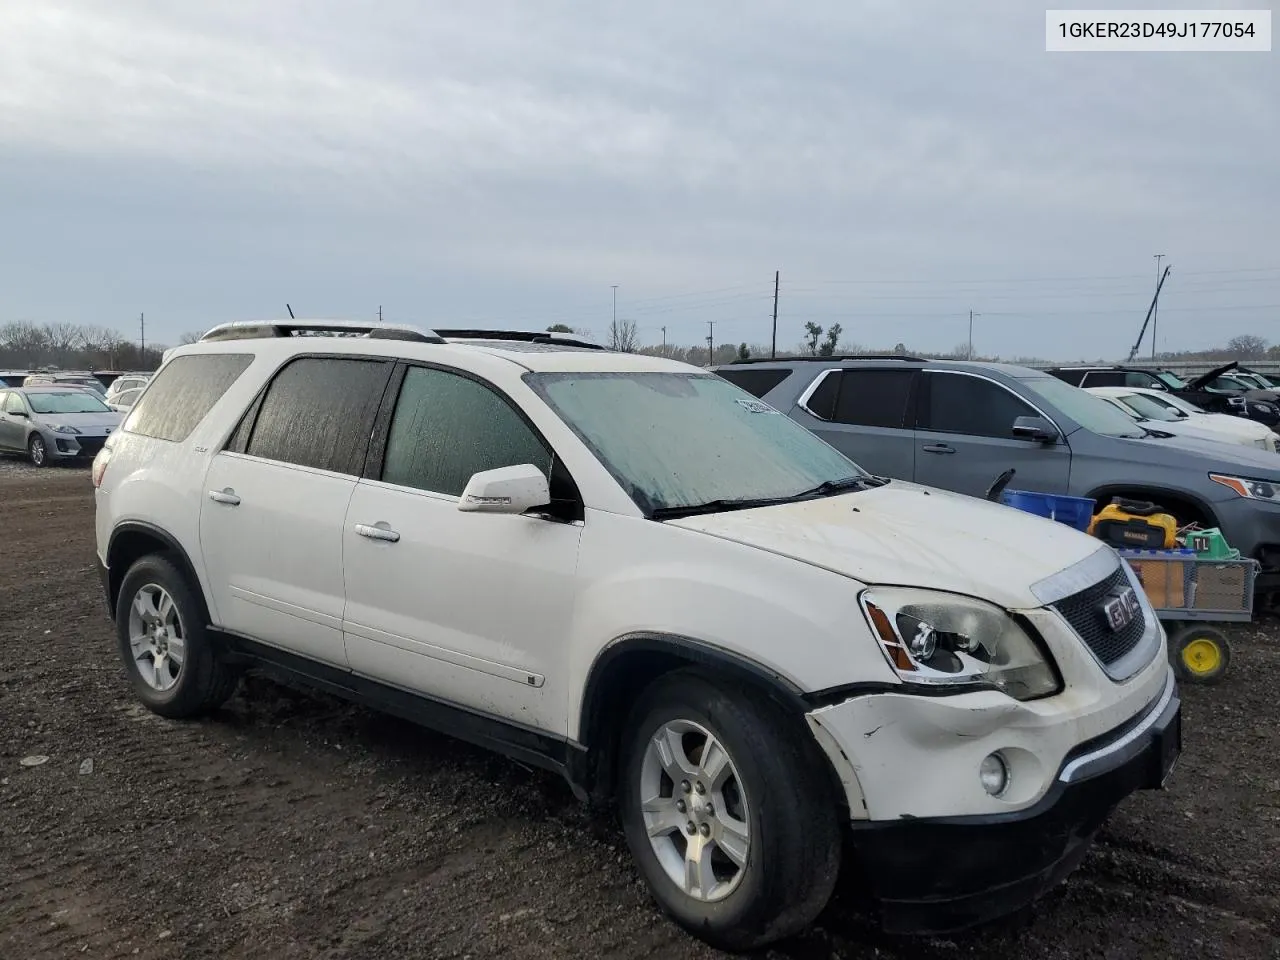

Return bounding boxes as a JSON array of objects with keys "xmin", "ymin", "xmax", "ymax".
[
  {"xmin": 1011, "ymin": 415, "xmax": 1057, "ymax": 444},
  {"xmin": 9, "ymin": 409, "xmax": 27, "ymax": 418},
  {"xmin": 457, "ymin": 463, "xmax": 551, "ymax": 514}
]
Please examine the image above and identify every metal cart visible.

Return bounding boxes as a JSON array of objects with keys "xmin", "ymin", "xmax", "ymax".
[{"xmin": 1115, "ymin": 550, "xmax": 1260, "ymax": 684}]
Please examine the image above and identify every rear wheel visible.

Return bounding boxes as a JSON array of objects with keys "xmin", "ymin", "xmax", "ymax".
[
  {"xmin": 617, "ymin": 670, "xmax": 841, "ymax": 951},
  {"xmin": 116, "ymin": 554, "xmax": 240, "ymax": 717},
  {"xmin": 27, "ymin": 434, "xmax": 47, "ymax": 467}
]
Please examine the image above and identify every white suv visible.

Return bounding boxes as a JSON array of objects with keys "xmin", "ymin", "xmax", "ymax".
[{"xmin": 93, "ymin": 320, "xmax": 1181, "ymax": 951}]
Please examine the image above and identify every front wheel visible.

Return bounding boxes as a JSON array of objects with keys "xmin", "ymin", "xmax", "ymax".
[
  {"xmin": 618, "ymin": 671, "xmax": 841, "ymax": 951},
  {"xmin": 28, "ymin": 434, "xmax": 47, "ymax": 467}
]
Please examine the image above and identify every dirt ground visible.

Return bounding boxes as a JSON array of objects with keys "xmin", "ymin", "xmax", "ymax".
[{"xmin": 1, "ymin": 460, "xmax": 1278, "ymax": 960}]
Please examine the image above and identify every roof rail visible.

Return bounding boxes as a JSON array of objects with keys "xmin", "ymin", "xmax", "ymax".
[
  {"xmin": 728, "ymin": 353, "xmax": 926, "ymax": 364},
  {"xmin": 198, "ymin": 320, "xmax": 446, "ymax": 344},
  {"xmin": 433, "ymin": 328, "xmax": 607, "ymax": 350}
]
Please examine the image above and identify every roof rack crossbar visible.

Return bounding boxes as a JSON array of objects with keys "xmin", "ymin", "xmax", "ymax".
[
  {"xmin": 432, "ymin": 328, "xmax": 606, "ymax": 350},
  {"xmin": 729, "ymin": 354, "xmax": 926, "ymax": 364},
  {"xmin": 198, "ymin": 320, "xmax": 446, "ymax": 345}
]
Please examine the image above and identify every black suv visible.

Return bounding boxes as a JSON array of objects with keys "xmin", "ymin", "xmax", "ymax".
[{"xmin": 1044, "ymin": 362, "xmax": 1280, "ymax": 427}]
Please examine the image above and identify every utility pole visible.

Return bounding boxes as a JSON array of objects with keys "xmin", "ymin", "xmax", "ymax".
[
  {"xmin": 661, "ymin": 325, "xmax": 667, "ymax": 356},
  {"xmin": 771, "ymin": 270, "xmax": 780, "ymax": 359},
  {"xmin": 140, "ymin": 312, "xmax": 145, "ymax": 361},
  {"xmin": 968, "ymin": 311, "xmax": 980, "ymax": 360},
  {"xmin": 611, "ymin": 285, "xmax": 619, "ymax": 330},
  {"xmin": 1152, "ymin": 254, "xmax": 1165, "ymax": 360},
  {"xmin": 378, "ymin": 305, "xmax": 383, "ymax": 323},
  {"xmin": 706, "ymin": 321, "xmax": 715, "ymax": 366}
]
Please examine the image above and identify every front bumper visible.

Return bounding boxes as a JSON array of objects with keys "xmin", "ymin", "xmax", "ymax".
[
  {"xmin": 841, "ymin": 673, "xmax": 1181, "ymax": 934},
  {"xmin": 45, "ymin": 431, "xmax": 109, "ymax": 460}
]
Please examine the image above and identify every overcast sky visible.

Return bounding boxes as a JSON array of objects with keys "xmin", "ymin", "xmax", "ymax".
[{"xmin": 0, "ymin": 0, "xmax": 1275, "ymax": 359}]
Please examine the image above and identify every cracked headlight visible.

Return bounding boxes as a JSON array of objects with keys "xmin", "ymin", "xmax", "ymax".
[{"xmin": 860, "ymin": 588, "xmax": 1060, "ymax": 701}]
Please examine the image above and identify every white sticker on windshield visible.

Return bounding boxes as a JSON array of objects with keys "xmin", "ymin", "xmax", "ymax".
[{"xmin": 734, "ymin": 398, "xmax": 781, "ymax": 414}]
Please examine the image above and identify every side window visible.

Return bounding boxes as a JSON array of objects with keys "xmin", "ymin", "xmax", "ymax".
[
  {"xmin": 827, "ymin": 370, "xmax": 916, "ymax": 429},
  {"xmin": 381, "ymin": 366, "xmax": 555, "ymax": 497},
  {"xmin": 1124, "ymin": 372, "xmax": 1161, "ymax": 389},
  {"xmin": 1051, "ymin": 369, "xmax": 1086, "ymax": 386},
  {"xmin": 125, "ymin": 354, "xmax": 254, "ymax": 443},
  {"xmin": 5, "ymin": 393, "xmax": 26, "ymax": 414},
  {"xmin": 715, "ymin": 367, "xmax": 791, "ymax": 400},
  {"xmin": 244, "ymin": 357, "xmax": 391, "ymax": 475},
  {"xmin": 923, "ymin": 373, "xmax": 1038, "ymax": 439},
  {"xmin": 801, "ymin": 371, "xmax": 840, "ymax": 419},
  {"xmin": 1080, "ymin": 371, "xmax": 1125, "ymax": 387}
]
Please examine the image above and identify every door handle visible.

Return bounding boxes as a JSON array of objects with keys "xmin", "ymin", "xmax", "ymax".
[
  {"xmin": 208, "ymin": 488, "xmax": 241, "ymax": 505},
  {"xmin": 922, "ymin": 443, "xmax": 956, "ymax": 455},
  {"xmin": 354, "ymin": 522, "xmax": 400, "ymax": 543}
]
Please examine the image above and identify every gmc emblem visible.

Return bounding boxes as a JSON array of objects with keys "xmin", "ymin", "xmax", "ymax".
[{"xmin": 1101, "ymin": 586, "xmax": 1141, "ymax": 632}]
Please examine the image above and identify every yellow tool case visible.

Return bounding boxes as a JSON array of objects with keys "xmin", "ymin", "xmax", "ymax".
[{"xmin": 1088, "ymin": 497, "xmax": 1179, "ymax": 549}]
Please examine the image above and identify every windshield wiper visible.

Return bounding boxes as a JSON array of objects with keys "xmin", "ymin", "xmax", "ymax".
[{"xmin": 650, "ymin": 476, "xmax": 884, "ymax": 521}]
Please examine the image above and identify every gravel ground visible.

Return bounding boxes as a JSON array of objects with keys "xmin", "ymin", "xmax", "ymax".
[{"xmin": 2, "ymin": 460, "xmax": 1278, "ymax": 960}]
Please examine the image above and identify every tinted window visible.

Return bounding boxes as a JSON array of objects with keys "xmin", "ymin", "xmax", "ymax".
[
  {"xmin": 125, "ymin": 354, "xmax": 254, "ymax": 443},
  {"xmin": 1123, "ymin": 371, "xmax": 1162, "ymax": 389},
  {"xmin": 1050, "ymin": 369, "xmax": 1087, "ymax": 386},
  {"xmin": 802, "ymin": 371, "xmax": 840, "ymax": 419},
  {"xmin": 829, "ymin": 370, "xmax": 915, "ymax": 428},
  {"xmin": 923, "ymin": 373, "xmax": 1036, "ymax": 438},
  {"xmin": 1079, "ymin": 371, "xmax": 1126, "ymax": 387},
  {"xmin": 244, "ymin": 357, "xmax": 390, "ymax": 475},
  {"xmin": 382, "ymin": 366, "xmax": 554, "ymax": 496},
  {"xmin": 715, "ymin": 367, "xmax": 791, "ymax": 399}
]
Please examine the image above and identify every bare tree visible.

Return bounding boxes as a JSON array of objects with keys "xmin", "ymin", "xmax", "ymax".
[
  {"xmin": 0, "ymin": 321, "xmax": 49, "ymax": 365},
  {"xmin": 45, "ymin": 322, "xmax": 83, "ymax": 358},
  {"xmin": 177, "ymin": 330, "xmax": 205, "ymax": 345},
  {"xmin": 607, "ymin": 317, "xmax": 639, "ymax": 352},
  {"xmin": 1226, "ymin": 334, "xmax": 1267, "ymax": 359}
]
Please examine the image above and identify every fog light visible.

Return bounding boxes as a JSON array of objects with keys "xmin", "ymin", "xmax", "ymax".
[{"xmin": 980, "ymin": 752, "xmax": 1009, "ymax": 797}]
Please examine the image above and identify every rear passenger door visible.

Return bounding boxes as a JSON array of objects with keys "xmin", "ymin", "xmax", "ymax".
[
  {"xmin": 198, "ymin": 356, "xmax": 394, "ymax": 668},
  {"xmin": 913, "ymin": 370, "xmax": 1071, "ymax": 499},
  {"xmin": 791, "ymin": 368, "xmax": 918, "ymax": 480}
]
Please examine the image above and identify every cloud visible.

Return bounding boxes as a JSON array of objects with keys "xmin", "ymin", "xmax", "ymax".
[{"xmin": 0, "ymin": 0, "xmax": 1274, "ymax": 357}]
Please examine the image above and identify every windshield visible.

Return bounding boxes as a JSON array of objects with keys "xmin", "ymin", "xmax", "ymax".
[
  {"xmin": 525, "ymin": 371, "xmax": 869, "ymax": 514},
  {"xmin": 1155, "ymin": 371, "xmax": 1187, "ymax": 389},
  {"xmin": 26, "ymin": 391, "xmax": 112, "ymax": 414},
  {"xmin": 1020, "ymin": 377, "xmax": 1147, "ymax": 438},
  {"xmin": 1117, "ymin": 393, "xmax": 1182, "ymax": 422},
  {"xmin": 1155, "ymin": 392, "xmax": 1205, "ymax": 415}
]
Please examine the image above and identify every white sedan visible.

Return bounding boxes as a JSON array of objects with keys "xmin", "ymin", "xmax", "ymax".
[{"xmin": 1087, "ymin": 386, "xmax": 1280, "ymax": 452}]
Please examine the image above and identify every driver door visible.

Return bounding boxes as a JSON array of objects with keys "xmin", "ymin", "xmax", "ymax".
[
  {"xmin": 0, "ymin": 392, "xmax": 29, "ymax": 450},
  {"xmin": 913, "ymin": 371, "xmax": 1071, "ymax": 499},
  {"xmin": 341, "ymin": 363, "xmax": 584, "ymax": 735}
]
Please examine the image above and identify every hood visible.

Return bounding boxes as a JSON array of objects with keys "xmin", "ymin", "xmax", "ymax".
[
  {"xmin": 1195, "ymin": 413, "xmax": 1272, "ymax": 438},
  {"xmin": 1184, "ymin": 361, "xmax": 1239, "ymax": 391},
  {"xmin": 1132, "ymin": 430, "xmax": 1280, "ymax": 472},
  {"xmin": 665, "ymin": 482, "xmax": 1111, "ymax": 609},
  {"xmin": 1153, "ymin": 419, "xmax": 1260, "ymax": 449},
  {"xmin": 36, "ymin": 411, "xmax": 122, "ymax": 432}
]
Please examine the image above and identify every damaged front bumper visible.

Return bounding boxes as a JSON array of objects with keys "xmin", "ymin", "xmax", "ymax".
[{"xmin": 807, "ymin": 666, "xmax": 1181, "ymax": 934}]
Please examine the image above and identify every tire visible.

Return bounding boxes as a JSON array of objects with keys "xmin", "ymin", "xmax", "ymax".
[
  {"xmin": 617, "ymin": 670, "xmax": 841, "ymax": 951},
  {"xmin": 27, "ymin": 434, "xmax": 47, "ymax": 467},
  {"xmin": 115, "ymin": 554, "xmax": 239, "ymax": 718},
  {"xmin": 1169, "ymin": 624, "xmax": 1231, "ymax": 684}
]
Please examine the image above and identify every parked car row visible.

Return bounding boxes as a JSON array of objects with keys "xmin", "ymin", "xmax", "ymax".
[
  {"xmin": 0, "ymin": 385, "xmax": 124, "ymax": 466},
  {"xmin": 93, "ymin": 322, "xmax": 1182, "ymax": 951},
  {"xmin": 713, "ymin": 354, "xmax": 1280, "ymax": 606}
]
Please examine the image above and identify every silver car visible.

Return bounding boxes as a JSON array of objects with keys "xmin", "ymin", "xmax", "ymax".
[{"xmin": 0, "ymin": 386, "xmax": 124, "ymax": 467}]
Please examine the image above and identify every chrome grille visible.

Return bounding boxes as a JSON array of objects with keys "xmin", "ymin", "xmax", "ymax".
[{"xmin": 1050, "ymin": 566, "xmax": 1147, "ymax": 666}]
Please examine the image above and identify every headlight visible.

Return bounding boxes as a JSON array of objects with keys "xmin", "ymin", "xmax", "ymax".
[
  {"xmin": 860, "ymin": 587, "xmax": 1060, "ymax": 701},
  {"xmin": 1249, "ymin": 402, "xmax": 1277, "ymax": 417},
  {"xmin": 1210, "ymin": 473, "xmax": 1280, "ymax": 501},
  {"xmin": 51, "ymin": 425, "xmax": 81, "ymax": 435}
]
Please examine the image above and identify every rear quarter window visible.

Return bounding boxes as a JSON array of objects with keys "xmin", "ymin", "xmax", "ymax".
[
  {"xmin": 124, "ymin": 354, "xmax": 254, "ymax": 443},
  {"xmin": 714, "ymin": 367, "xmax": 792, "ymax": 399}
]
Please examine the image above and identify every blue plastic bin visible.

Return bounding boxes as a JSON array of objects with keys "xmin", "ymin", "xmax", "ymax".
[{"xmin": 999, "ymin": 490, "xmax": 1095, "ymax": 532}]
